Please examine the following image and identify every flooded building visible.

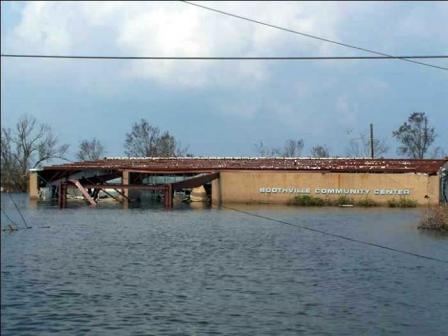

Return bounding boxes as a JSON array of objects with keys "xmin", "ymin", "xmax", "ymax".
[{"xmin": 30, "ymin": 157, "xmax": 448, "ymax": 207}]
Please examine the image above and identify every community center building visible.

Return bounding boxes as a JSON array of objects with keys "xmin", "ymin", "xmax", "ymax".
[{"xmin": 30, "ymin": 157, "xmax": 448, "ymax": 208}]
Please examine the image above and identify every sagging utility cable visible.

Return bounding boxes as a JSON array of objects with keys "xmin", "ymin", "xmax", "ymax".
[
  {"xmin": 181, "ymin": 1, "xmax": 448, "ymax": 71},
  {"xmin": 7, "ymin": 193, "xmax": 31, "ymax": 229},
  {"xmin": 2, "ymin": 54, "xmax": 448, "ymax": 61},
  {"xmin": 223, "ymin": 206, "xmax": 448, "ymax": 265},
  {"xmin": 1, "ymin": 207, "xmax": 19, "ymax": 232}
]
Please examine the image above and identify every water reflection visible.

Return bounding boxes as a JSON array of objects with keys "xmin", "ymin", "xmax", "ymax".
[{"xmin": 1, "ymin": 193, "xmax": 448, "ymax": 335}]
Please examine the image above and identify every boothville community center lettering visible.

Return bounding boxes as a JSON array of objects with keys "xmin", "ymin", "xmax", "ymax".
[{"xmin": 259, "ymin": 187, "xmax": 411, "ymax": 195}]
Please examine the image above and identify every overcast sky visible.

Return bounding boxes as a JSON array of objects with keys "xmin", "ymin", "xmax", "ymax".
[{"xmin": 1, "ymin": 1, "xmax": 447, "ymax": 158}]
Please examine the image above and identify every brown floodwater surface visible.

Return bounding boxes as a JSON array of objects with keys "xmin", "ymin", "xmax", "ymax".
[{"xmin": 1, "ymin": 193, "xmax": 447, "ymax": 335}]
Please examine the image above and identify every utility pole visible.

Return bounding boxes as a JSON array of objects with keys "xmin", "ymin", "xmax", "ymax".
[{"xmin": 370, "ymin": 123, "xmax": 374, "ymax": 159}]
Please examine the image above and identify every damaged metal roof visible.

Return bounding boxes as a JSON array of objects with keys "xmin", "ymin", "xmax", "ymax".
[{"xmin": 42, "ymin": 157, "xmax": 447, "ymax": 174}]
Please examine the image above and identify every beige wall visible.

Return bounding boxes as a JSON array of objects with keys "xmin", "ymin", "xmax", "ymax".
[
  {"xmin": 212, "ymin": 171, "xmax": 440, "ymax": 205},
  {"xmin": 122, "ymin": 170, "xmax": 129, "ymax": 198},
  {"xmin": 29, "ymin": 172, "xmax": 39, "ymax": 200}
]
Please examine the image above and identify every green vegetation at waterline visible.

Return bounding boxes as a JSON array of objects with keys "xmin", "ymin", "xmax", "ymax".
[
  {"xmin": 291, "ymin": 195, "xmax": 366, "ymax": 207},
  {"xmin": 291, "ymin": 195, "xmax": 380, "ymax": 207},
  {"xmin": 419, "ymin": 205, "xmax": 448, "ymax": 231},
  {"xmin": 387, "ymin": 198, "xmax": 418, "ymax": 208},
  {"xmin": 291, "ymin": 195, "xmax": 326, "ymax": 206},
  {"xmin": 291, "ymin": 195, "xmax": 421, "ymax": 208},
  {"xmin": 355, "ymin": 198, "xmax": 379, "ymax": 207},
  {"xmin": 333, "ymin": 196, "xmax": 355, "ymax": 206}
]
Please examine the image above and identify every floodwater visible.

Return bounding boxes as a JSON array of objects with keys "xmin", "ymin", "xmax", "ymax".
[{"xmin": 1, "ymin": 193, "xmax": 447, "ymax": 335}]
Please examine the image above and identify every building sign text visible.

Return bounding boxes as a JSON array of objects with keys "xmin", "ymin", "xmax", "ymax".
[{"xmin": 259, "ymin": 187, "xmax": 410, "ymax": 196}]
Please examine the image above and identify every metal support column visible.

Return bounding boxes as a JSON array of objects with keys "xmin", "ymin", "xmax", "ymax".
[
  {"xmin": 58, "ymin": 182, "xmax": 67, "ymax": 209},
  {"xmin": 164, "ymin": 184, "xmax": 173, "ymax": 209}
]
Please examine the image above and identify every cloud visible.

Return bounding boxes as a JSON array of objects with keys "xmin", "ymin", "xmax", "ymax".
[
  {"xmin": 3, "ymin": 1, "xmax": 447, "ymax": 156},
  {"xmin": 336, "ymin": 95, "xmax": 359, "ymax": 128},
  {"xmin": 4, "ymin": 1, "xmax": 354, "ymax": 87},
  {"xmin": 6, "ymin": 1, "xmax": 448, "ymax": 86}
]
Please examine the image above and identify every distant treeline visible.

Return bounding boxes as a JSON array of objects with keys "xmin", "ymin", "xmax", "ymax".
[
  {"xmin": 1, "ymin": 113, "xmax": 446, "ymax": 192},
  {"xmin": 253, "ymin": 112, "xmax": 445, "ymax": 160}
]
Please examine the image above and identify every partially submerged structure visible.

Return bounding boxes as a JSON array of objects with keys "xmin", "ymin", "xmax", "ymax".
[{"xmin": 29, "ymin": 157, "xmax": 448, "ymax": 208}]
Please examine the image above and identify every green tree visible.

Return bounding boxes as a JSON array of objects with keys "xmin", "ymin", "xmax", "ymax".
[
  {"xmin": 155, "ymin": 131, "xmax": 188, "ymax": 157},
  {"xmin": 124, "ymin": 119, "xmax": 188, "ymax": 157},
  {"xmin": 393, "ymin": 112, "xmax": 436, "ymax": 159}
]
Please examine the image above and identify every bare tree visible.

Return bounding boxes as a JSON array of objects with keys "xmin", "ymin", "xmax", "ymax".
[
  {"xmin": 124, "ymin": 119, "xmax": 188, "ymax": 157},
  {"xmin": 255, "ymin": 139, "xmax": 304, "ymax": 157},
  {"xmin": 311, "ymin": 145, "xmax": 330, "ymax": 158},
  {"xmin": 77, "ymin": 138, "xmax": 106, "ymax": 161},
  {"xmin": 1, "ymin": 128, "xmax": 19, "ymax": 191},
  {"xmin": 428, "ymin": 146, "xmax": 447, "ymax": 159},
  {"xmin": 254, "ymin": 141, "xmax": 281, "ymax": 157},
  {"xmin": 254, "ymin": 141, "xmax": 272, "ymax": 157},
  {"xmin": 124, "ymin": 119, "xmax": 160, "ymax": 157},
  {"xmin": 346, "ymin": 133, "xmax": 389, "ymax": 158},
  {"xmin": 282, "ymin": 139, "xmax": 304, "ymax": 157},
  {"xmin": 1, "ymin": 115, "xmax": 69, "ymax": 191},
  {"xmin": 392, "ymin": 112, "xmax": 436, "ymax": 159}
]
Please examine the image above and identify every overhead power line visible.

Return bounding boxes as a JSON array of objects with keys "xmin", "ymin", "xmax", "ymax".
[
  {"xmin": 7, "ymin": 192, "xmax": 31, "ymax": 229},
  {"xmin": 224, "ymin": 206, "xmax": 448, "ymax": 264},
  {"xmin": 2, "ymin": 54, "xmax": 448, "ymax": 61},
  {"xmin": 181, "ymin": 1, "xmax": 448, "ymax": 71}
]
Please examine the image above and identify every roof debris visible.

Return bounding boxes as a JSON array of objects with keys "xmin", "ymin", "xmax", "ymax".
[{"xmin": 42, "ymin": 157, "xmax": 447, "ymax": 174}]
